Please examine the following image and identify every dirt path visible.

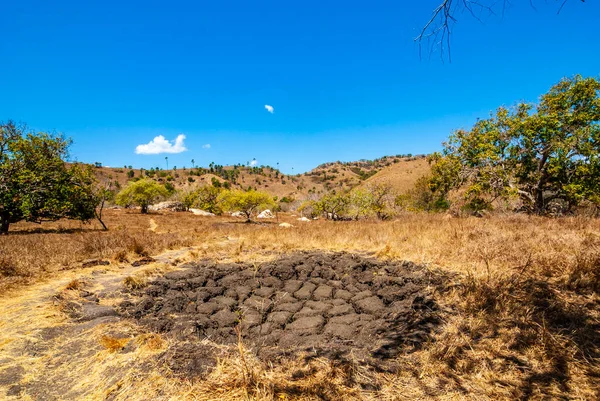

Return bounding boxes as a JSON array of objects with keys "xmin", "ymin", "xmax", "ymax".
[{"xmin": 0, "ymin": 246, "xmax": 197, "ymax": 400}]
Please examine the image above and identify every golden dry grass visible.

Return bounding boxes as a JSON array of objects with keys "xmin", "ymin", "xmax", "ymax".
[
  {"xmin": 0, "ymin": 209, "xmax": 599, "ymax": 400},
  {"xmin": 363, "ymin": 156, "xmax": 430, "ymax": 193}
]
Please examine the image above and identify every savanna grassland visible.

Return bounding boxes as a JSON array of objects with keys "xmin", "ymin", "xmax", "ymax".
[{"xmin": 1, "ymin": 210, "xmax": 598, "ymax": 400}]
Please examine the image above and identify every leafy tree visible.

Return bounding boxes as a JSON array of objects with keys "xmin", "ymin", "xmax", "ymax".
[
  {"xmin": 348, "ymin": 189, "xmax": 374, "ymax": 220},
  {"xmin": 183, "ymin": 185, "xmax": 223, "ymax": 214},
  {"xmin": 218, "ymin": 189, "xmax": 275, "ymax": 221},
  {"xmin": 115, "ymin": 178, "xmax": 169, "ymax": 213},
  {"xmin": 0, "ymin": 122, "xmax": 102, "ymax": 234},
  {"xmin": 366, "ymin": 183, "xmax": 395, "ymax": 220},
  {"xmin": 396, "ymin": 175, "xmax": 450, "ymax": 212},
  {"xmin": 428, "ymin": 76, "xmax": 600, "ymax": 214},
  {"xmin": 127, "ymin": 169, "xmax": 135, "ymax": 178},
  {"xmin": 314, "ymin": 192, "xmax": 350, "ymax": 220}
]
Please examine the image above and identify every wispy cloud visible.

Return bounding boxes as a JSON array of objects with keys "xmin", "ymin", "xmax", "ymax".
[
  {"xmin": 202, "ymin": 143, "xmax": 211, "ymax": 149},
  {"xmin": 250, "ymin": 159, "xmax": 258, "ymax": 167},
  {"xmin": 135, "ymin": 135, "xmax": 187, "ymax": 155},
  {"xmin": 264, "ymin": 104, "xmax": 274, "ymax": 114}
]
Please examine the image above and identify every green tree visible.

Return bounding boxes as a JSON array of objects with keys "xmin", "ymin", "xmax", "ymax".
[
  {"xmin": 0, "ymin": 122, "xmax": 101, "ymax": 234},
  {"xmin": 348, "ymin": 189, "xmax": 374, "ymax": 220},
  {"xmin": 314, "ymin": 192, "xmax": 350, "ymax": 220},
  {"xmin": 366, "ymin": 183, "xmax": 395, "ymax": 220},
  {"xmin": 218, "ymin": 189, "xmax": 275, "ymax": 221},
  {"xmin": 183, "ymin": 185, "xmax": 224, "ymax": 214},
  {"xmin": 115, "ymin": 178, "xmax": 169, "ymax": 213},
  {"xmin": 428, "ymin": 76, "xmax": 600, "ymax": 214}
]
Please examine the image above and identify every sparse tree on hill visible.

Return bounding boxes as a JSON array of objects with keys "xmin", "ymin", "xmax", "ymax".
[
  {"xmin": 218, "ymin": 189, "xmax": 275, "ymax": 221},
  {"xmin": 0, "ymin": 121, "xmax": 102, "ymax": 234},
  {"xmin": 115, "ymin": 178, "xmax": 169, "ymax": 214}
]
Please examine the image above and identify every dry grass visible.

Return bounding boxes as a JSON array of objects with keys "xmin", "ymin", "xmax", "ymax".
[
  {"xmin": 0, "ymin": 209, "xmax": 599, "ymax": 400},
  {"xmin": 99, "ymin": 335, "xmax": 130, "ymax": 352}
]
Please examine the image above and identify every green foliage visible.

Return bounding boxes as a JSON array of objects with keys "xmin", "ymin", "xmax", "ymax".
[
  {"xmin": 314, "ymin": 192, "xmax": 350, "ymax": 220},
  {"xmin": 396, "ymin": 175, "xmax": 450, "ymax": 212},
  {"xmin": 347, "ymin": 189, "xmax": 374, "ymax": 220},
  {"xmin": 428, "ymin": 76, "xmax": 600, "ymax": 214},
  {"xmin": 0, "ymin": 122, "xmax": 101, "ymax": 234},
  {"xmin": 183, "ymin": 185, "xmax": 223, "ymax": 214},
  {"xmin": 211, "ymin": 177, "xmax": 222, "ymax": 188},
  {"xmin": 366, "ymin": 183, "xmax": 395, "ymax": 219},
  {"xmin": 164, "ymin": 182, "xmax": 175, "ymax": 194},
  {"xmin": 115, "ymin": 178, "xmax": 168, "ymax": 213},
  {"xmin": 218, "ymin": 189, "xmax": 275, "ymax": 221}
]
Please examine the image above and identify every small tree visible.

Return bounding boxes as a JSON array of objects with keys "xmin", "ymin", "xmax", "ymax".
[
  {"xmin": 348, "ymin": 189, "xmax": 374, "ymax": 220},
  {"xmin": 366, "ymin": 183, "xmax": 395, "ymax": 220},
  {"xmin": 314, "ymin": 192, "xmax": 350, "ymax": 220},
  {"xmin": 115, "ymin": 179, "xmax": 168, "ymax": 213},
  {"xmin": 218, "ymin": 189, "xmax": 275, "ymax": 221},
  {"xmin": 183, "ymin": 185, "xmax": 223, "ymax": 214}
]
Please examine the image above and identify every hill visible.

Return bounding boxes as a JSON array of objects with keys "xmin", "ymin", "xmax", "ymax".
[{"xmin": 90, "ymin": 154, "xmax": 430, "ymax": 201}]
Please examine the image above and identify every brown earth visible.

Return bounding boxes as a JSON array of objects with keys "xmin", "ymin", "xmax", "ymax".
[{"xmin": 119, "ymin": 251, "xmax": 448, "ymax": 376}]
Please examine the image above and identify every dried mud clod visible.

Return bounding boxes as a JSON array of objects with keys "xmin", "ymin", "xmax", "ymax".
[{"xmin": 120, "ymin": 251, "xmax": 450, "ymax": 376}]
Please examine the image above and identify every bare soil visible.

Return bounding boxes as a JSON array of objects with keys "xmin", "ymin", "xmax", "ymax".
[{"xmin": 120, "ymin": 251, "xmax": 448, "ymax": 376}]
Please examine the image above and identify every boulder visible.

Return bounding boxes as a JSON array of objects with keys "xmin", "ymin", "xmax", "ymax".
[
  {"xmin": 297, "ymin": 217, "xmax": 311, "ymax": 222},
  {"xmin": 189, "ymin": 209, "xmax": 215, "ymax": 216},
  {"xmin": 231, "ymin": 211, "xmax": 245, "ymax": 218},
  {"xmin": 257, "ymin": 209, "xmax": 275, "ymax": 219},
  {"xmin": 149, "ymin": 201, "xmax": 186, "ymax": 212},
  {"xmin": 279, "ymin": 222, "xmax": 294, "ymax": 228}
]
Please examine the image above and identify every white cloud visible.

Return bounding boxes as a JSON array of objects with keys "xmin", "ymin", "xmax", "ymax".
[
  {"xmin": 202, "ymin": 143, "xmax": 211, "ymax": 149},
  {"xmin": 135, "ymin": 134, "xmax": 187, "ymax": 155},
  {"xmin": 250, "ymin": 159, "xmax": 258, "ymax": 167},
  {"xmin": 264, "ymin": 104, "xmax": 274, "ymax": 114}
]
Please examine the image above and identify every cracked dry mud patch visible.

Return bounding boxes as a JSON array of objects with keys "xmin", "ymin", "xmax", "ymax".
[{"xmin": 120, "ymin": 251, "xmax": 448, "ymax": 376}]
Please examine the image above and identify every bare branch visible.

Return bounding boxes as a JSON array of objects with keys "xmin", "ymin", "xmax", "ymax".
[{"xmin": 416, "ymin": 0, "xmax": 580, "ymax": 61}]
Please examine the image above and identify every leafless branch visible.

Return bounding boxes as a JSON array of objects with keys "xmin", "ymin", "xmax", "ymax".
[{"xmin": 416, "ymin": 0, "xmax": 581, "ymax": 61}]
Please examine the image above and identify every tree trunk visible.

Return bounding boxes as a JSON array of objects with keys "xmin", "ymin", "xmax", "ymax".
[
  {"xmin": 95, "ymin": 199, "xmax": 108, "ymax": 230},
  {"xmin": 141, "ymin": 204, "xmax": 148, "ymax": 214},
  {"xmin": 0, "ymin": 211, "xmax": 9, "ymax": 235},
  {"xmin": 534, "ymin": 186, "xmax": 545, "ymax": 215}
]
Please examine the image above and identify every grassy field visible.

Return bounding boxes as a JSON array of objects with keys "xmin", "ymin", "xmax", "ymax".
[{"xmin": 0, "ymin": 210, "xmax": 598, "ymax": 400}]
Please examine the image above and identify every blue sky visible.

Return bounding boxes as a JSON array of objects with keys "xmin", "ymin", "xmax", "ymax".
[{"xmin": 1, "ymin": 1, "xmax": 599, "ymax": 173}]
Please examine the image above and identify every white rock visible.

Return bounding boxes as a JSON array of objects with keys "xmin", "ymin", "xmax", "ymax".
[
  {"xmin": 149, "ymin": 201, "xmax": 186, "ymax": 212},
  {"xmin": 279, "ymin": 222, "xmax": 294, "ymax": 228},
  {"xmin": 297, "ymin": 217, "xmax": 311, "ymax": 222},
  {"xmin": 189, "ymin": 209, "xmax": 215, "ymax": 216},
  {"xmin": 231, "ymin": 211, "xmax": 245, "ymax": 217},
  {"xmin": 257, "ymin": 209, "xmax": 275, "ymax": 219}
]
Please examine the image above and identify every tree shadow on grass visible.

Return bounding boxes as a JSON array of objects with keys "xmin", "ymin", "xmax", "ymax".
[
  {"xmin": 6, "ymin": 227, "xmax": 106, "ymax": 235},
  {"xmin": 432, "ymin": 275, "xmax": 600, "ymax": 400}
]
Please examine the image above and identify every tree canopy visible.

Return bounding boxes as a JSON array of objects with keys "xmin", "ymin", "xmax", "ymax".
[
  {"xmin": 218, "ymin": 190, "xmax": 275, "ymax": 221},
  {"xmin": 427, "ymin": 75, "xmax": 600, "ymax": 214},
  {"xmin": 0, "ymin": 121, "xmax": 101, "ymax": 234},
  {"xmin": 115, "ymin": 179, "xmax": 169, "ymax": 213},
  {"xmin": 182, "ymin": 185, "xmax": 224, "ymax": 214}
]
